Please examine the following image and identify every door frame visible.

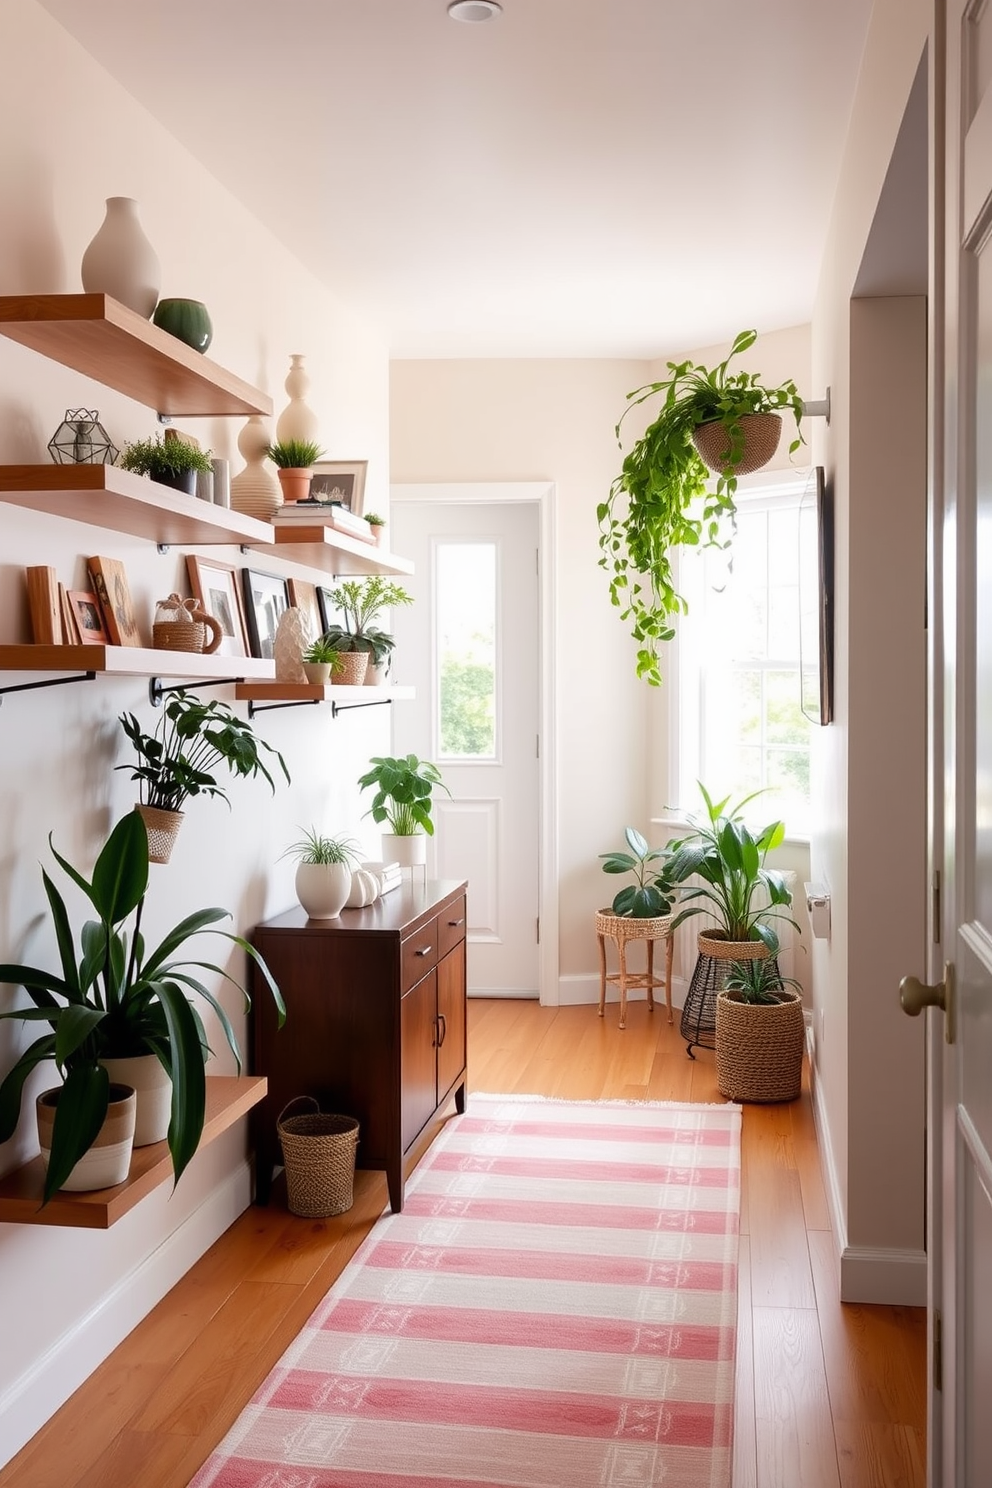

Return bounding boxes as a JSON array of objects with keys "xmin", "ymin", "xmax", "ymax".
[{"xmin": 390, "ymin": 480, "xmax": 559, "ymax": 1006}]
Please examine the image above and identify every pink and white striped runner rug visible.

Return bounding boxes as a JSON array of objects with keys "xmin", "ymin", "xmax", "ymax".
[{"xmin": 190, "ymin": 1095, "xmax": 741, "ymax": 1488}]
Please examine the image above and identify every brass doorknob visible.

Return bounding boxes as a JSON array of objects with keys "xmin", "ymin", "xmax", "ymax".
[{"xmin": 899, "ymin": 963, "xmax": 955, "ymax": 1044}]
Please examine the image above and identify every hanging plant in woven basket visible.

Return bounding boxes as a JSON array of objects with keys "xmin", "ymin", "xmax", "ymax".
[{"xmin": 598, "ymin": 329, "xmax": 806, "ymax": 685}]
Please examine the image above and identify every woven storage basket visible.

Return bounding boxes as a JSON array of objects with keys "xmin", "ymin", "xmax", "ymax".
[
  {"xmin": 697, "ymin": 929, "xmax": 770, "ymax": 962},
  {"xmin": 134, "ymin": 804, "xmax": 184, "ymax": 864},
  {"xmin": 716, "ymin": 989, "xmax": 805, "ymax": 1102},
  {"xmin": 152, "ymin": 618, "xmax": 206, "ymax": 652},
  {"xmin": 692, "ymin": 412, "xmax": 782, "ymax": 477},
  {"xmin": 334, "ymin": 651, "xmax": 369, "ymax": 686},
  {"xmin": 277, "ymin": 1097, "xmax": 360, "ymax": 1217}
]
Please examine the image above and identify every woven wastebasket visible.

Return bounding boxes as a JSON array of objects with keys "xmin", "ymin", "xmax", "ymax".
[{"xmin": 277, "ymin": 1097, "xmax": 360, "ymax": 1217}]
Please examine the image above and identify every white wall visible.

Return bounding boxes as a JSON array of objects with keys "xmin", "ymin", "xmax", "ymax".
[
  {"xmin": 0, "ymin": 0, "xmax": 394, "ymax": 1463},
  {"xmin": 810, "ymin": 0, "xmax": 931, "ymax": 1303}
]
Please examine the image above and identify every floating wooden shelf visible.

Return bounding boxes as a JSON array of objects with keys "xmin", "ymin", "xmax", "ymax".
[
  {"xmin": 0, "ymin": 643, "xmax": 273, "ymax": 680},
  {"xmin": 0, "ymin": 294, "xmax": 271, "ymax": 418},
  {"xmin": 0, "ymin": 1075, "xmax": 266, "ymax": 1228},
  {"xmin": 0, "ymin": 465, "xmax": 273, "ymax": 546},
  {"xmin": 255, "ymin": 526, "xmax": 415, "ymax": 578}
]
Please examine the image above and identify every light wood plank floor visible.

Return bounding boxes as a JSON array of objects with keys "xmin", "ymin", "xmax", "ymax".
[{"xmin": 0, "ymin": 999, "xmax": 927, "ymax": 1488}]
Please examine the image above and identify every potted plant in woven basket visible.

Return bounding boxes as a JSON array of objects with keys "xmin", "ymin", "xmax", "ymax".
[
  {"xmin": 716, "ymin": 955, "xmax": 806, "ymax": 1102},
  {"xmin": 596, "ymin": 827, "xmax": 678, "ymax": 1029},
  {"xmin": 598, "ymin": 329, "xmax": 805, "ymax": 685},
  {"xmin": 665, "ymin": 782, "xmax": 801, "ymax": 1058},
  {"xmin": 321, "ymin": 575, "xmax": 413, "ymax": 686},
  {"xmin": 117, "ymin": 691, "xmax": 290, "ymax": 863}
]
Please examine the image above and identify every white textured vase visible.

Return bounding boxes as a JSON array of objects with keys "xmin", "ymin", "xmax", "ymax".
[
  {"xmin": 274, "ymin": 606, "xmax": 311, "ymax": 682},
  {"xmin": 276, "ymin": 354, "xmax": 320, "ymax": 444},
  {"xmin": 230, "ymin": 414, "xmax": 282, "ymax": 520},
  {"xmin": 80, "ymin": 197, "xmax": 161, "ymax": 318},
  {"xmin": 101, "ymin": 1054, "xmax": 172, "ymax": 1146},
  {"xmin": 296, "ymin": 862, "xmax": 352, "ymax": 919}
]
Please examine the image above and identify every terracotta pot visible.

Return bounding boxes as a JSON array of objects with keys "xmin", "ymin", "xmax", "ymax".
[
  {"xmin": 276, "ymin": 467, "xmax": 313, "ymax": 504},
  {"xmin": 36, "ymin": 1083, "xmax": 136, "ymax": 1191}
]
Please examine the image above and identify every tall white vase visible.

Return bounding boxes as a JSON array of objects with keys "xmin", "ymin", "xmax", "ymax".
[
  {"xmin": 230, "ymin": 414, "xmax": 282, "ymax": 520},
  {"xmin": 80, "ymin": 197, "xmax": 161, "ymax": 319},
  {"xmin": 276, "ymin": 354, "xmax": 320, "ymax": 444}
]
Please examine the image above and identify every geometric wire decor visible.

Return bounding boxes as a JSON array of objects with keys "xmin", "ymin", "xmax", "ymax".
[{"xmin": 48, "ymin": 408, "xmax": 119, "ymax": 465}]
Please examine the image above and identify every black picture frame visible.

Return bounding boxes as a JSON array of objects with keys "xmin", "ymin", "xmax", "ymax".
[
  {"xmin": 241, "ymin": 568, "xmax": 289, "ymax": 660},
  {"xmin": 799, "ymin": 465, "xmax": 834, "ymax": 725},
  {"xmin": 316, "ymin": 585, "xmax": 339, "ymax": 633}
]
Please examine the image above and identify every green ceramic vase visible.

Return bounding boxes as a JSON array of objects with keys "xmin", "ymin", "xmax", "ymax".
[{"xmin": 152, "ymin": 297, "xmax": 213, "ymax": 353}]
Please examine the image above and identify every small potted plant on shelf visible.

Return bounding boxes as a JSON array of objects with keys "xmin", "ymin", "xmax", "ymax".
[
  {"xmin": 117, "ymin": 691, "xmax": 290, "ymax": 863},
  {"xmin": 598, "ymin": 329, "xmax": 805, "ymax": 685},
  {"xmin": 301, "ymin": 634, "xmax": 346, "ymax": 686},
  {"xmin": 357, "ymin": 752, "xmax": 450, "ymax": 867},
  {"xmin": 365, "ymin": 512, "xmax": 387, "ymax": 546},
  {"xmin": 264, "ymin": 438, "xmax": 325, "ymax": 504},
  {"xmin": 118, "ymin": 433, "xmax": 214, "ymax": 497},
  {"xmin": 0, "ymin": 812, "xmax": 285, "ymax": 1201},
  {"xmin": 282, "ymin": 827, "xmax": 359, "ymax": 919},
  {"xmin": 321, "ymin": 576, "xmax": 413, "ymax": 686},
  {"xmin": 716, "ymin": 954, "xmax": 806, "ymax": 1103}
]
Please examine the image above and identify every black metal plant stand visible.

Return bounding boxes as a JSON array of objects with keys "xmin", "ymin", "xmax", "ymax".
[{"xmin": 680, "ymin": 951, "xmax": 781, "ymax": 1059}]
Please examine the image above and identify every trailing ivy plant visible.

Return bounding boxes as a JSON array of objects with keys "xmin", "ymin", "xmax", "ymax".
[{"xmin": 597, "ymin": 329, "xmax": 805, "ymax": 686}]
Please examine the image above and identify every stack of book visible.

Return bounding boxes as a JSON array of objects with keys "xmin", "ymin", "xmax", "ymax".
[
  {"xmin": 361, "ymin": 860, "xmax": 403, "ymax": 896},
  {"xmin": 273, "ymin": 501, "xmax": 375, "ymax": 543}
]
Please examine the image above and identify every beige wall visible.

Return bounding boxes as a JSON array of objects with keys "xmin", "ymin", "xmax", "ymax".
[{"xmin": 0, "ymin": 0, "xmax": 394, "ymax": 1461}]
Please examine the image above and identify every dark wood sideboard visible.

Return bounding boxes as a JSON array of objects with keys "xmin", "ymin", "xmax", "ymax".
[{"xmin": 250, "ymin": 879, "xmax": 468, "ymax": 1212}]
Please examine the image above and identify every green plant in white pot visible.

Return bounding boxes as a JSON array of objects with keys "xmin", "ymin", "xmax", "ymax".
[
  {"xmin": 0, "ymin": 813, "xmax": 285, "ymax": 1200},
  {"xmin": 282, "ymin": 828, "xmax": 358, "ymax": 919},
  {"xmin": 357, "ymin": 753, "xmax": 449, "ymax": 868}
]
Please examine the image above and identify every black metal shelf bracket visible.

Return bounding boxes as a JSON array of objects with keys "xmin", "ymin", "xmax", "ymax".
[
  {"xmin": 149, "ymin": 676, "xmax": 246, "ymax": 708},
  {"xmin": 247, "ymin": 698, "xmax": 322, "ymax": 720},
  {"xmin": 0, "ymin": 671, "xmax": 97, "ymax": 708},
  {"xmin": 331, "ymin": 697, "xmax": 393, "ymax": 718}
]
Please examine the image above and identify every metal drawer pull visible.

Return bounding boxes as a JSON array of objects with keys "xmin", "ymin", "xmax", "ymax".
[
  {"xmin": 414, "ymin": 945, "xmax": 432, "ymax": 957},
  {"xmin": 448, "ymin": 918, "xmax": 465, "ymax": 927}
]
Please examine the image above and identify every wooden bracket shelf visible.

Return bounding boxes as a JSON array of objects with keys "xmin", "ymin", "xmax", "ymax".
[
  {"xmin": 0, "ymin": 644, "xmax": 273, "ymax": 683},
  {"xmin": 255, "ymin": 526, "xmax": 415, "ymax": 578},
  {"xmin": 0, "ymin": 294, "xmax": 271, "ymax": 418},
  {"xmin": 0, "ymin": 1075, "xmax": 266, "ymax": 1228},
  {"xmin": 234, "ymin": 681, "xmax": 414, "ymax": 718}
]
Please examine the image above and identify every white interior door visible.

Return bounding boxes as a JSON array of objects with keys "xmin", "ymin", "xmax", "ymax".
[
  {"xmin": 930, "ymin": 9, "xmax": 992, "ymax": 1482},
  {"xmin": 389, "ymin": 499, "xmax": 541, "ymax": 997}
]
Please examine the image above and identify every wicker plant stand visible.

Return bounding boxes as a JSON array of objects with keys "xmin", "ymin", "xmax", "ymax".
[
  {"xmin": 715, "ymin": 989, "xmax": 805, "ymax": 1102},
  {"xmin": 680, "ymin": 930, "xmax": 777, "ymax": 1058},
  {"xmin": 595, "ymin": 910, "xmax": 674, "ymax": 1031}
]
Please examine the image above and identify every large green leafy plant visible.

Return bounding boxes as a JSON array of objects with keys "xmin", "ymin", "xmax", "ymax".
[
  {"xmin": 665, "ymin": 782, "xmax": 800, "ymax": 952},
  {"xmin": 598, "ymin": 329, "xmax": 805, "ymax": 685},
  {"xmin": 600, "ymin": 827, "xmax": 677, "ymax": 918},
  {"xmin": 0, "ymin": 813, "xmax": 284, "ymax": 1202},
  {"xmin": 321, "ymin": 576, "xmax": 412, "ymax": 660},
  {"xmin": 358, "ymin": 753, "xmax": 449, "ymax": 836}
]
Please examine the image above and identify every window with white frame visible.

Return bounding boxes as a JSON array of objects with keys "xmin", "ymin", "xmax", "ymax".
[{"xmin": 674, "ymin": 468, "xmax": 815, "ymax": 837}]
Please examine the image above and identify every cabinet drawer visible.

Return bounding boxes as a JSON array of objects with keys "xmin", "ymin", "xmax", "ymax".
[
  {"xmin": 401, "ymin": 920, "xmax": 438, "ymax": 991},
  {"xmin": 438, "ymin": 896, "xmax": 467, "ymax": 959}
]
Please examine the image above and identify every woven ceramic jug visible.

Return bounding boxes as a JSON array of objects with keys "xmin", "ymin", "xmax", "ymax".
[{"xmin": 152, "ymin": 594, "xmax": 223, "ymax": 653}]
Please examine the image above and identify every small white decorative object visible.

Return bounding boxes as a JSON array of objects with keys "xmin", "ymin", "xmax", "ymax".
[
  {"xmin": 80, "ymin": 196, "xmax": 161, "ymax": 318},
  {"xmin": 345, "ymin": 867, "xmax": 380, "ymax": 908},
  {"xmin": 274, "ymin": 606, "xmax": 312, "ymax": 682},
  {"xmin": 276, "ymin": 353, "xmax": 320, "ymax": 444},
  {"xmin": 381, "ymin": 832, "xmax": 428, "ymax": 868},
  {"xmin": 230, "ymin": 414, "xmax": 281, "ymax": 520}
]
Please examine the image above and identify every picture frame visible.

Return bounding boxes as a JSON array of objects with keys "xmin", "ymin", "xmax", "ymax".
[
  {"xmin": 317, "ymin": 584, "xmax": 340, "ymax": 633},
  {"xmin": 799, "ymin": 465, "xmax": 834, "ymax": 726},
  {"xmin": 287, "ymin": 577, "xmax": 324, "ymax": 644},
  {"xmin": 186, "ymin": 555, "xmax": 250, "ymax": 658},
  {"xmin": 88, "ymin": 555, "xmax": 142, "ymax": 647},
  {"xmin": 309, "ymin": 460, "xmax": 368, "ymax": 515},
  {"xmin": 67, "ymin": 590, "xmax": 109, "ymax": 645},
  {"xmin": 241, "ymin": 568, "xmax": 290, "ymax": 660}
]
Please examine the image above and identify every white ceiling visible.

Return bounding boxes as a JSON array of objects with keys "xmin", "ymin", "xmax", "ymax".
[{"xmin": 39, "ymin": 0, "xmax": 875, "ymax": 359}]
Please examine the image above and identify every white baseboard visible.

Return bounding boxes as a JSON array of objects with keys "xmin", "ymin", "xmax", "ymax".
[
  {"xmin": 806, "ymin": 1024, "xmax": 927, "ymax": 1307},
  {"xmin": 0, "ymin": 1160, "xmax": 251, "ymax": 1468}
]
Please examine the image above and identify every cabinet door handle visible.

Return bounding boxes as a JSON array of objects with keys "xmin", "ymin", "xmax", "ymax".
[
  {"xmin": 414, "ymin": 945, "xmax": 432, "ymax": 958},
  {"xmin": 448, "ymin": 918, "xmax": 465, "ymax": 927},
  {"xmin": 437, "ymin": 1013, "xmax": 446, "ymax": 1047}
]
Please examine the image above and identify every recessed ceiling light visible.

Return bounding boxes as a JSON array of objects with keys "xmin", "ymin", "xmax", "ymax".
[{"xmin": 447, "ymin": 1, "xmax": 502, "ymax": 21}]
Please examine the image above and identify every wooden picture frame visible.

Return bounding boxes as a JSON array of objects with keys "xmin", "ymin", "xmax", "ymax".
[
  {"xmin": 287, "ymin": 577, "xmax": 324, "ymax": 644},
  {"xmin": 68, "ymin": 590, "xmax": 109, "ymax": 645},
  {"xmin": 186, "ymin": 555, "xmax": 250, "ymax": 659},
  {"xmin": 241, "ymin": 568, "xmax": 289, "ymax": 660},
  {"xmin": 88, "ymin": 555, "xmax": 142, "ymax": 647},
  {"xmin": 309, "ymin": 460, "xmax": 368, "ymax": 516}
]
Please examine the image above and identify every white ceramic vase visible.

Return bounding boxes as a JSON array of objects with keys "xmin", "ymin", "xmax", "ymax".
[
  {"xmin": 101, "ymin": 1053, "xmax": 172, "ymax": 1146},
  {"xmin": 381, "ymin": 832, "xmax": 428, "ymax": 867},
  {"xmin": 80, "ymin": 197, "xmax": 161, "ymax": 319},
  {"xmin": 296, "ymin": 862, "xmax": 352, "ymax": 919},
  {"xmin": 274, "ymin": 606, "xmax": 312, "ymax": 682},
  {"xmin": 36, "ymin": 1083, "xmax": 136, "ymax": 1191},
  {"xmin": 276, "ymin": 354, "xmax": 320, "ymax": 444},
  {"xmin": 230, "ymin": 414, "xmax": 282, "ymax": 520}
]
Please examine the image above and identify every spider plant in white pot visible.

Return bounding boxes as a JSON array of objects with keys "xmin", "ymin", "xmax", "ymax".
[{"xmin": 282, "ymin": 829, "xmax": 359, "ymax": 919}]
